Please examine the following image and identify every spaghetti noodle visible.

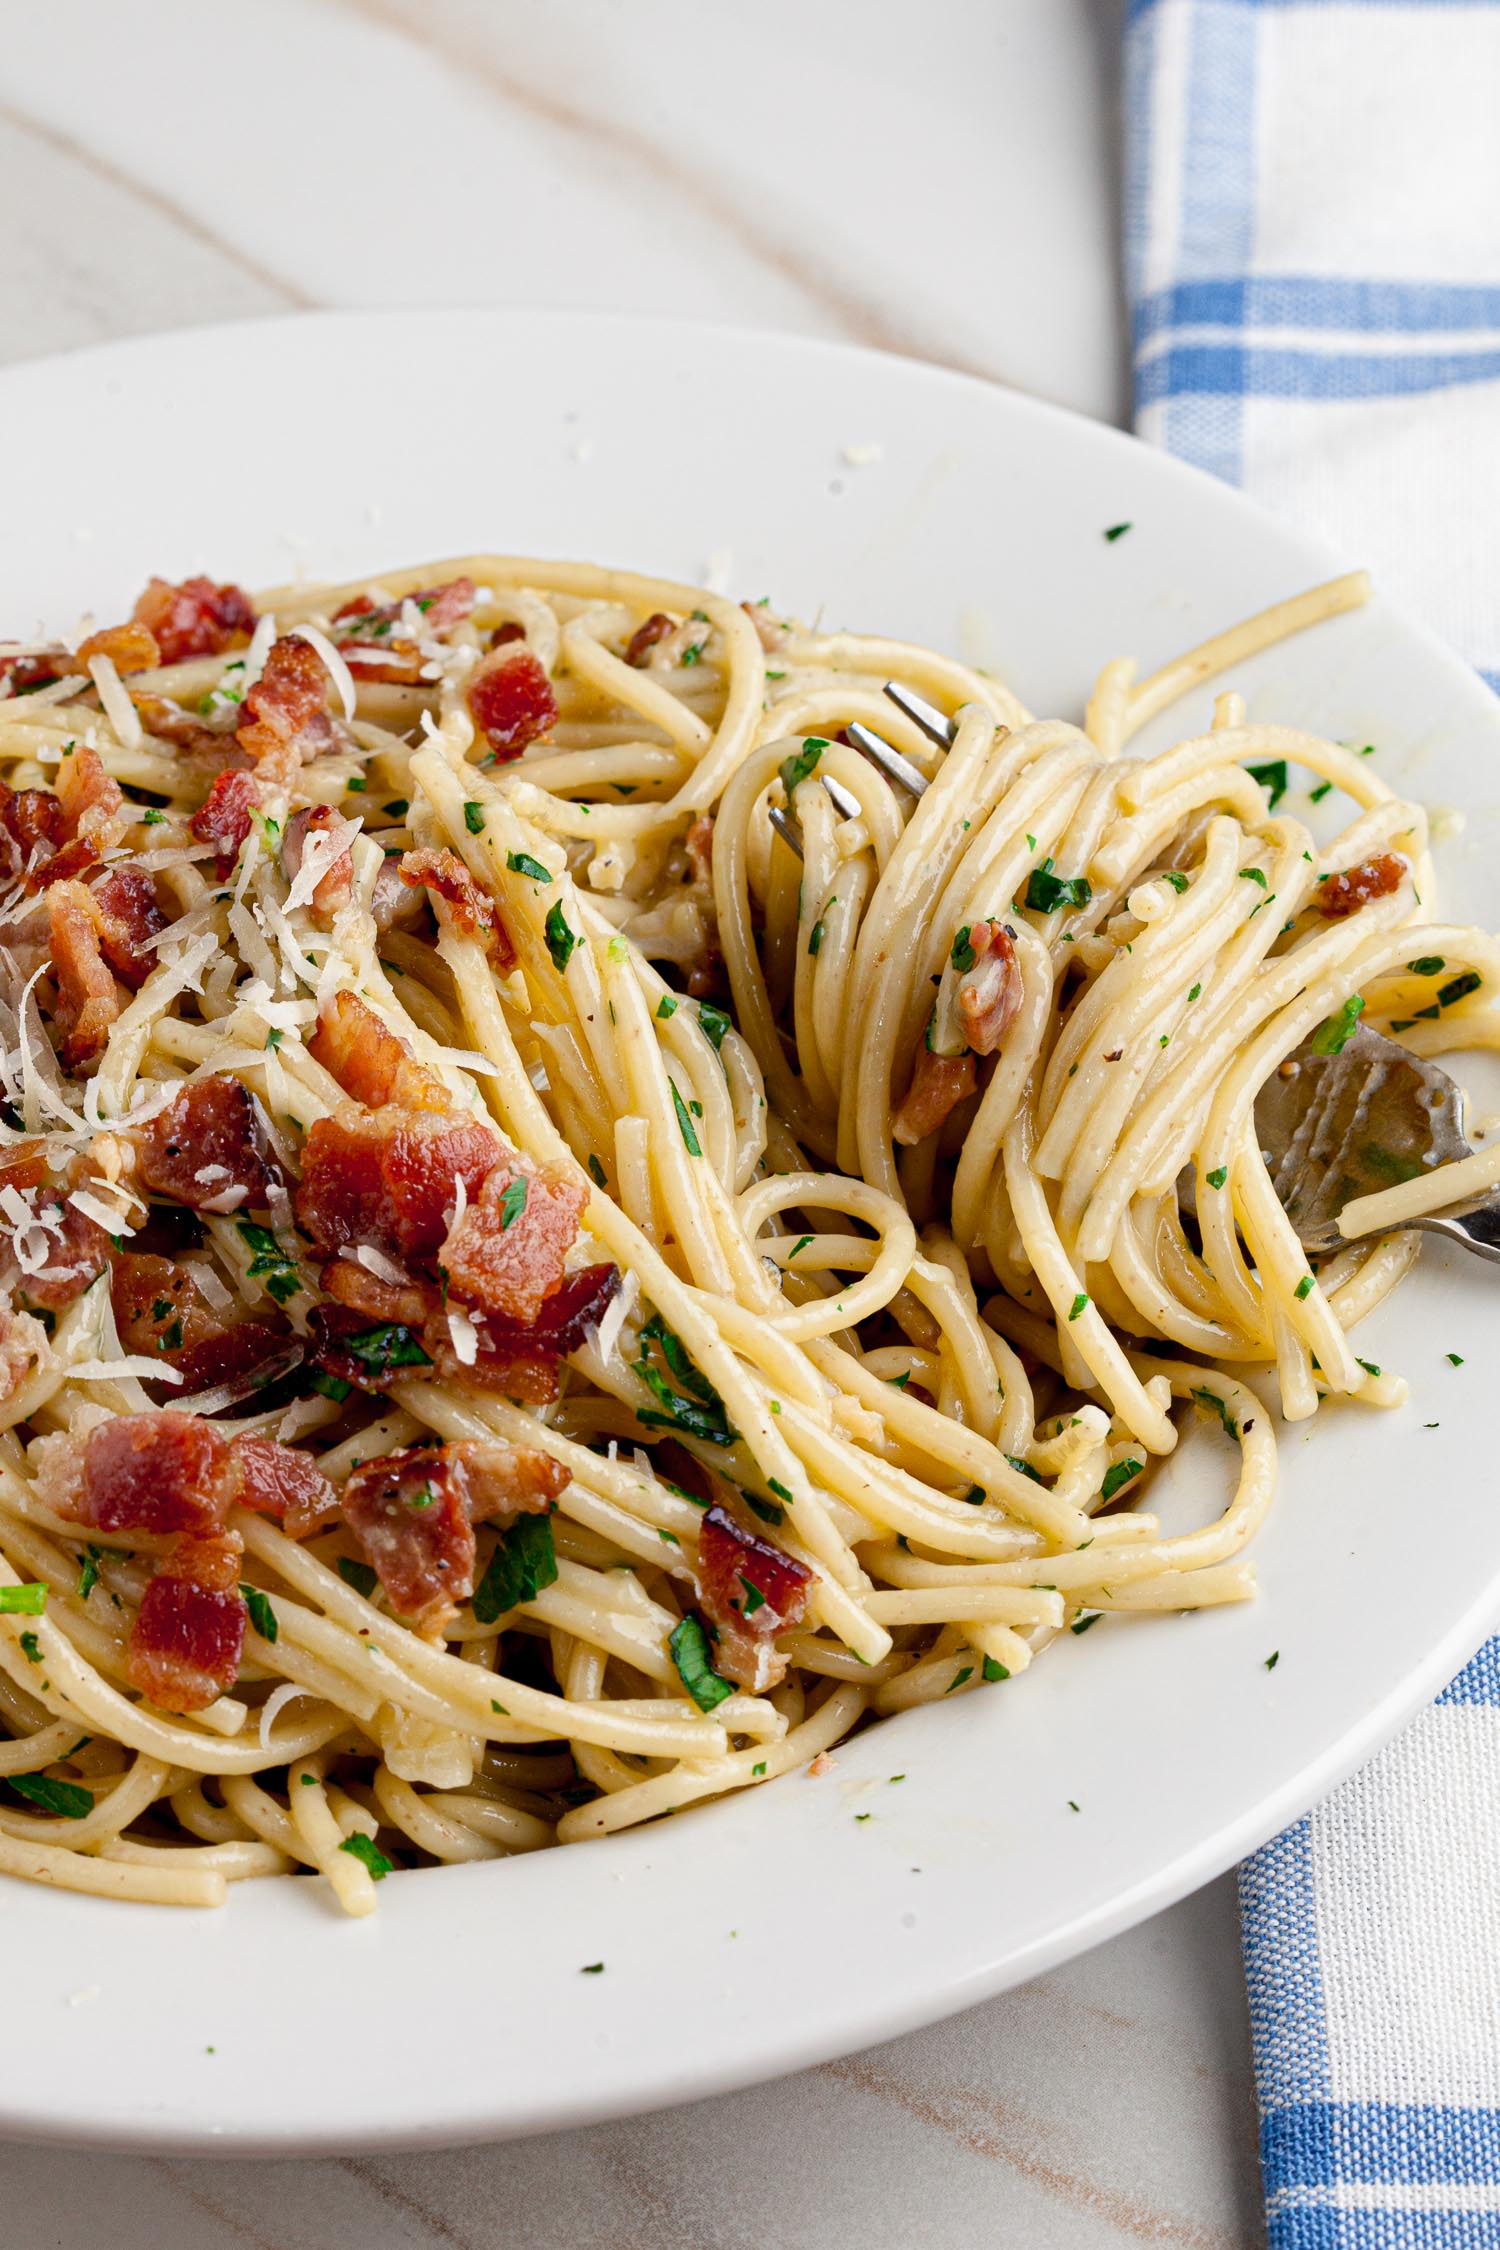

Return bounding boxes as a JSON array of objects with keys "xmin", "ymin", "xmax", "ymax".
[{"xmin": 0, "ymin": 556, "xmax": 1487, "ymax": 1914}]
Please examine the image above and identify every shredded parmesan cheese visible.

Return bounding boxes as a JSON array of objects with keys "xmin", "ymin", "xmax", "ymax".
[
  {"xmin": 289, "ymin": 624, "xmax": 358, "ymax": 720},
  {"xmin": 86, "ymin": 654, "xmax": 142, "ymax": 750}
]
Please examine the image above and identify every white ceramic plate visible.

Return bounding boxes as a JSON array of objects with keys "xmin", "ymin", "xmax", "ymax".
[{"xmin": 4, "ymin": 309, "xmax": 1499, "ymax": 2155}]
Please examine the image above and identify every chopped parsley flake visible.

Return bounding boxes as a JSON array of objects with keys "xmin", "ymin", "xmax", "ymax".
[
  {"xmin": 235, "ymin": 1220, "xmax": 302, "ymax": 1306},
  {"xmin": 982, "ymin": 1657, "xmax": 1009, "ymax": 1682},
  {"xmin": 0, "ymin": 1583, "xmax": 46, "ymax": 1616},
  {"xmin": 670, "ymin": 1614, "xmax": 734, "ymax": 1711},
  {"xmin": 6, "ymin": 1774, "xmax": 93, "ymax": 1819},
  {"xmin": 544, "ymin": 901, "xmax": 577, "ymax": 973},
  {"xmin": 462, "ymin": 801, "xmax": 485, "ymax": 835},
  {"xmin": 1408, "ymin": 956, "xmax": 1445, "ymax": 977},
  {"xmin": 337, "ymin": 1557, "xmax": 378, "ymax": 1598},
  {"xmin": 634, "ymin": 1314, "xmax": 736, "ymax": 1446},
  {"xmin": 1067, "ymin": 1292, "xmax": 1089, "ymax": 1322},
  {"xmin": 1311, "ymin": 994, "xmax": 1364, "ymax": 1055},
  {"xmin": 1206, "ymin": 1166, "xmax": 1228, "ymax": 1190},
  {"xmin": 339, "ymin": 1834, "xmax": 393, "ymax": 1881},
  {"xmin": 1100, "ymin": 1459, "xmax": 1142, "ymax": 1502},
  {"xmin": 1025, "ymin": 859, "xmax": 1092, "ymax": 914},
  {"xmin": 780, "ymin": 738, "xmax": 828, "ymax": 794},
  {"xmin": 507, "ymin": 850, "xmax": 551, "ymax": 882},
  {"xmin": 587, "ymin": 1154, "xmax": 608, "ymax": 1187},
  {"xmin": 696, "ymin": 1001, "xmax": 730, "ymax": 1051},
  {"xmin": 1246, "ymin": 760, "xmax": 1288, "ymax": 809},
  {"xmin": 1265, "ymin": 1651, "xmax": 1280, "ymax": 1671},
  {"xmin": 474, "ymin": 1514, "xmax": 558, "ymax": 1624},
  {"xmin": 241, "ymin": 1586, "xmax": 278, "ymax": 1643},
  {"xmin": 335, "ymin": 1322, "xmax": 432, "ymax": 1375},
  {"xmin": 1162, "ymin": 871, "xmax": 1189, "ymax": 893},
  {"xmin": 1447, "ymin": 1353, "xmax": 1465, "ymax": 1367},
  {"xmin": 656, "ymin": 994, "xmax": 678, "ymax": 1019},
  {"xmin": 945, "ymin": 1665, "xmax": 974, "ymax": 1694},
  {"xmin": 669, "ymin": 1079, "xmax": 702, "ymax": 1156},
  {"xmin": 1103, "ymin": 522, "xmax": 1132, "ymax": 542},
  {"xmin": 1191, "ymin": 1387, "xmax": 1239, "ymax": 1439},
  {"xmin": 1295, "ymin": 1276, "xmax": 1314, "ymax": 1300},
  {"xmin": 498, "ymin": 1175, "xmax": 529, "ymax": 1230}
]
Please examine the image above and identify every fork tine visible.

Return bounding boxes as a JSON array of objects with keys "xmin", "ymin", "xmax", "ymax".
[
  {"xmin": 822, "ymin": 774, "xmax": 862, "ymax": 820},
  {"xmin": 844, "ymin": 722, "xmax": 931, "ymax": 798},
  {"xmin": 768, "ymin": 805, "xmax": 804, "ymax": 858},
  {"xmin": 882, "ymin": 681, "xmax": 956, "ymax": 746}
]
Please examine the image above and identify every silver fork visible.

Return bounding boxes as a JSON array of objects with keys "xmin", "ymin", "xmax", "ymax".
[
  {"xmin": 769, "ymin": 683, "xmax": 952, "ymax": 857},
  {"xmin": 1254, "ymin": 1024, "xmax": 1500, "ymax": 1263}
]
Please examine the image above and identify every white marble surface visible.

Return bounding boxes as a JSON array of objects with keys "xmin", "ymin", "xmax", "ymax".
[{"xmin": 0, "ymin": 4, "xmax": 1265, "ymax": 2244}]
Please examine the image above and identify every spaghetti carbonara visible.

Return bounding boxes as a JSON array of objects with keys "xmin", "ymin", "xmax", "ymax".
[{"xmin": 0, "ymin": 556, "xmax": 1488, "ymax": 1914}]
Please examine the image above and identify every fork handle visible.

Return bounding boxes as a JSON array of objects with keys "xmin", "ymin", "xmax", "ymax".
[{"xmin": 1402, "ymin": 1203, "xmax": 1500, "ymax": 1265}]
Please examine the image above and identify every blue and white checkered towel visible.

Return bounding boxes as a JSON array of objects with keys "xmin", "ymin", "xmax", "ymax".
[{"xmin": 1124, "ymin": 4, "xmax": 1500, "ymax": 2242}]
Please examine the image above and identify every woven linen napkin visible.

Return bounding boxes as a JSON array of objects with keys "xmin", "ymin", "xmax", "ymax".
[{"xmin": 1123, "ymin": 4, "xmax": 1500, "ymax": 2242}]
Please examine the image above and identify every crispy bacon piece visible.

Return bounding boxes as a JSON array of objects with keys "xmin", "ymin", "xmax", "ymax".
[
  {"xmin": 77, "ymin": 621, "xmax": 160, "ymax": 675},
  {"xmin": 235, "ymin": 636, "xmax": 335, "ymax": 790},
  {"xmin": 127, "ymin": 1532, "xmax": 246, "ymax": 1713},
  {"xmin": 438, "ymin": 1158, "xmax": 586, "ymax": 1326},
  {"xmin": 0, "ymin": 780, "xmax": 68, "ymax": 883},
  {"xmin": 0, "ymin": 651, "xmax": 68, "ymax": 698},
  {"xmin": 955, "ymin": 920, "xmax": 1023, "ymax": 1057},
  {"xmin": 339, "ymin": 1437, "xmax": 564, "ymax": 1632},
  {"xmin": 625, "ymin": 612, "xmax": 675, "ymax": 667},
  {"xmin": 92, "ymin": 865, "xmax": 168, "ymax": 988},
  {"xmin": 695, "ymin": 1503, "xmax": 811, "ymax": 1691},
  {"xmin": 283, "ymin": 804, "xmax": 355, "ymax": 924},
  {"xmin": 45, "ymin": 882, "xmax": 121, "ymax": 1071},
  {"xmin": 309, "ymin": 1262, "xmax": 619, "ymax": 1404},
  {"xmin": 3, "ymin": 1187, "xmax": 111, "ymax": 1312},
  {"xmin": 39, "ymin": 1412, "xmax": 235, "ymax": 1538},
  {"xmin": 1317, "ymin": 852, "xmax": 1408, "ymax": 920},
  {"xmin": 442, "ymin": 1262, "xmax": 621, "ymax": 1401},
  {"xmin": 398, "ymin": 847, "xmax": 515, "ymax": 967},
  {"xmin": 132, "ymin": 576, "xmax": 257, "ymax": 667},
  {"xmin": 190, "ymin": 768, "xmax": 258, "ymax": 876},
  {"xmin": 132, "ymin": 1075, "xmax": 280, "ymax": 1213},
  {"xmin": 466, "ymin": 647, "xmax": 556, "ymax": 760},
  {"xmin": 296, "ymin": 1102, "xmax": 498, "ymax": 1262},
  {"xmin": 54, "ymin": 742, "xmax": 125, "ymax": 844},
  {"xmin": 111, "ymin": 1251, "xmax": 290, "ymax": 1394},
  {"xmin": 332, "ymin": 577, "xmax": 476, "ymax": 683},
  {"xmin": 133, "ymin": 691, "xmax": 230, "ymax": 760},
  {"xmin": 233, "ymin": 1435, "xmax": 339, "ymax": 1537},
  {"xmin": 892, "ymin": 1044, "xmax": 978, "ymax": 1147},
  {"xmin": 29, "ymin": 838, "xmax": 99, "ymax": 891},
  {"xmin": 320, "ymin": 1251, "xmax": 432, "ymax": 1330},
  {"xmin": 308, "ymin": 991, "xmax": 451, "ymax": 1113}
]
